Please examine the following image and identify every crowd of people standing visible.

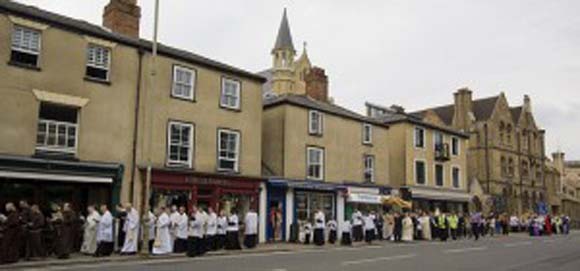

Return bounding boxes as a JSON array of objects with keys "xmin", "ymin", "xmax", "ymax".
[
  {"xmin": 297, "ymin": 209, "xmax": 573, "ymax": 247},
  {"xmin": 0, "ymin": 201, "xmax": 259, "ymax": 265}
]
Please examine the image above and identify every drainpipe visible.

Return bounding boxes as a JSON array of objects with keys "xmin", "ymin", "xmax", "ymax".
[
  {"xmin": 129, "ymin": 48, "xmax": 145, "ymax": 203},
  {"xmin": 484, "ymin": 123, "xmax": 490, "ymax": 194}
]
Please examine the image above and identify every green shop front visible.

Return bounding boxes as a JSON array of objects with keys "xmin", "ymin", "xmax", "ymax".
[{"xmin": 0, "ymin": 154, "xmax": 123, "ymax": 215}]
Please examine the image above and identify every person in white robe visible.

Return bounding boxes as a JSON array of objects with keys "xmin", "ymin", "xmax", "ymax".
[
  {"xmin": 95, "ymin": 204, "xmax": 114, "ymax": 257},
  {"xmin": 352, "ymin": 210, "xmax": 364, "ymax": 242},
  {"xmin": 419, "ymin": 212, "xmax": 432, "ymax": 241},
  {"xmin": 186, "ymin": 206, "xmax": 204, "ymax": 257},
  {"xmin": 146, "ymin": 210, "xmax": 156, "ymax": 253},
  {"xmin": 216, "ymin": 210, "xmax": 228, "ymax": 250},
  {"xmin": 120, "ymin": 203, "xmax": 139, "ymax": 255},
  {"xmin": 402, "ymin": 213, "xmax": 414, "ymax": 242},
  {"xmin": 81, "ymin": 205, "xmax": 101, "ymax": 255},
  {"xmin": 327, "ymin": 219, "xmax": 338, "ymax": 244},
  {"xmin": 226, "ymin": 211, "xmax": 241, "ymax": 250},
  {"xmin": 152, "ymin": 207, "xmax": 172, "ymax": 255},
  {"xmin": 363, "ymin": 213, "xmax": 376, "ymax": 244},
  {"xmin": 313, "ymin": 210, "xmax": 325, "ymax": 246},
  {"xmin": 205, "ymin": 207, "xmax": 218, "ymax": 251},
  {"xmin": 169, "ymin": 205, "xmax": 179, "ymax": 249},
  {"xmin": 340, "ymin": 220, "xmax": 352, "ymax": 246},
  {"xmin": 173, "ymin": 207, "xmax": 188, "ymax": 253},
  {"xmin": 244, "ymin": 209, "xmax": 258, "ymax": 249}
]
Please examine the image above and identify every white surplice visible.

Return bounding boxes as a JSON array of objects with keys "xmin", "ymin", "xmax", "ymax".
[
  {"xmin": 402, "ymin": 216, "xmax": 414, "ymax": 242},
  {"xmin": 81, "ymin": 211, "xmax": 101, "ymax": 254},
  {"xmin": 153, "ymin": 212, "xmax": 172, "ymax": 255},
  {"xmin": 176, "ymin": 213, "xmax": 189, "ymax": 240},
  {"xmin": 97, "ymin": 211, "xmax": 113, "ymax": 243},
  {"xmin": 244, "ymin": 211, "xmax": 258, "ymax": 235},
  {"xmin": 121, "ymin": 208, "xmax": 140, "ymax": 253}
]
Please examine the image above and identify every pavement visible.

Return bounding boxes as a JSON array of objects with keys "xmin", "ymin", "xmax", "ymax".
[{"xmin": 5, "ymin": 232, "xmax": 580, "ymax": 271}]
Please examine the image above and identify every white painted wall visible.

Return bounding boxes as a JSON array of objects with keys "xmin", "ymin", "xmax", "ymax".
[
  {"xmin": 285, "ymin": 188, "xmax": 294, "ymax": 241},
  {"xmin": 336, "ymin": 191, "xmax": 345, "ymax": 240},
  {"xmin": 259, "ymin": 182, "xmax": 267, "ymax": 243}
]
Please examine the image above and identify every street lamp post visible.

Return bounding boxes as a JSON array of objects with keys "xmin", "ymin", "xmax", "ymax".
[{"xmin": 141, "ymin": 0, "xmax": 160, "ymax": 256}]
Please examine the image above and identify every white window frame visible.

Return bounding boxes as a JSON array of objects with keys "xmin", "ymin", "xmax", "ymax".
[
  {"xmin": 451, "ymin": 136, "xmax": 460, "ymax": 156},
  {"xmin": 451, "ymin": 165, "xmax": 461, "ymax": 189},
  {"xmin": 433, "ymin": 132, "xmax": 444, "ymax": 152},
  {"xmin": 217, "ymin": 129, "xmax": 240, "ymax": 172},
  {"xmin": 434, "ymin": 163, "xmax": 445, "ymax": 187},
  {"xmin": 306, "ymin": 147, "xmax": 324, "ymax": 180},
  {"xmin": 220, "ymin": 78, "xmax": 241, "ymax": 110},
  {"xmin": 414, "ymin": 126, "xmax": 425, "ymax": 149},
  {"xmin": 86, "ymin": 44, "xmax": 111, "ymax": 81},
  {"xmin": 36, "ymin": 119, "xmax": 78, "ymax": 154},
  {"xmin": 166, "ymin": 121, "xmax": 194, "ymax": 167},
  {"xmin": 11, "ymin": 25, "xmax": 41, "ymax": 64},
  {"xmin": 308, "ymin": 110, "xmax": 323, "ymax": 135},
  {"xmin": 363, "ymin": 155, "xmax": 375, "ymax": 183},
  {"xmin": 171, "ymin": 65, "xmax": 196, "ymax": 100},
  {"xmin": 414, "ymin": 159, "xmax": 427, "ymax": 185},
  {"xmin": 362, "ymin": 123, "xmax": 372, "ymax": 144}
]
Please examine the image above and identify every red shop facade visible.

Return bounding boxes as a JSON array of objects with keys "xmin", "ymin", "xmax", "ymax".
[{"xmin": 149, "ymin": 169, "xmax": 262, "ymax": 214}]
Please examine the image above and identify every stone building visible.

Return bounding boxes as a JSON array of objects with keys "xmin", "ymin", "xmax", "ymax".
[
  {"xmin": 413, "ymin": 89, "xmax": 547, "ymax": 215},
  {"xmin": 551, "ymin": 152, "xmax": 580, "ymax": 225},
  {"xmin": 365, "ymin": 103, "xmax": 471, "ymax": 213},
  {"xmin": 260, "ymin": 10, "xmax": 391, "ymax": 242},
  {"xmin": 0, "ymin": 0, "xmax": 266, "ymax": 236}
]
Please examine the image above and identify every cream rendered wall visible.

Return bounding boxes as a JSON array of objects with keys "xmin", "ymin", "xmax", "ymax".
[
  {"xmin": 279, "ymin": 104, "xmax": 389, "ymax": 185},
  {"xmin": 0, "ymin": 14, "xmax": 139, "ymax": 202}
]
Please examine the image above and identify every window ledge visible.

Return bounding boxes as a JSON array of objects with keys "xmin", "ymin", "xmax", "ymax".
[
  {"xmin": 362, "ymin": 142, "xmax": 373, "ymax": 147},
  {"xmin": 308, "ymin": 132, "xmax": 324, "ymax": 138},
  {"xmin": 84, "ymin": 76, "xmax": 111, "ymax": 86},
  {"xmin": 216, "ymin": 169, "xmax": 240, "ymax": 175},
  {"xmin": 219, "ymin": 105, "xmax": 242, "ymax": 112},
  {"xmin": 8, "ymin": 61, "xmax": 41, "ymax": 71},
  {"xmin": 170, "ymin": 94, "xmax": 196, "ymax": 103}
]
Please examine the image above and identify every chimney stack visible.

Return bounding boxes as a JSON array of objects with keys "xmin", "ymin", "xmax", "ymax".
[
  {"xmin": 453, "ymin": 87, "xmax": 474, "ymax": 132},
  {"xmin": 305, "ymin": 67, "xmax": 329, "ymax": 102},
  {"xmin": 103, "ymin": 0, "xmax": 141, "ymax": 38},
  {"xmin": 523, "ymin": 95, "xmax": 532, "ymax": 113}
]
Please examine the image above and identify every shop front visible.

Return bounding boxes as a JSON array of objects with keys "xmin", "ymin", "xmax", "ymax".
[
  {"xmin": 343, "ymin": 184, "xmax": 392, "ymax": 220},
  {"xmin": 0, "ymin": 154, "xmax": 123, "ymax": 216},
  {"xmin": 410, "ymin": 186, "xmax": 470, "ymax": 213},
  {"xmin": 150, "ymin": 169, "xmax": 262, "ymax": 217},
  {"xmin": 266, "ymin": 179, "xmax": 343, "ymax": 242}
]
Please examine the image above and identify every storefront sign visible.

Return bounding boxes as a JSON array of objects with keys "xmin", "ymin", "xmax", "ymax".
[
  {"xmin": 347, "ymin": 187, "xmax": 380, "ymax": 195},
  {"xmin": 185, "ymin": 176, "xmax": 229, "ymax": 186},
  {"xmin": 347, "ymin": 193, "xmax": 383, "ymax": 204}
]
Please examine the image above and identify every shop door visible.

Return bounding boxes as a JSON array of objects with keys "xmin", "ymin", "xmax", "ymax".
[{"xmin": 267, "ymin": 189, "xmax": 286, "ymax": 242}]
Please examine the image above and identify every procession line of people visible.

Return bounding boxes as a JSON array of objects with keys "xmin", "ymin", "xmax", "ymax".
[{"xmin": 0, "ymin": 201, "xmax": 260, "ymax": 265}]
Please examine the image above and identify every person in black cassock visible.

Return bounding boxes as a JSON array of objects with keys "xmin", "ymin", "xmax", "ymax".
[
  {"xmin": 393, "ymin": 212, "xmax": 403, "ymax": 243},
  {"xmin": 327, "ymin": 219, "xmax": 337, "ymax": 244},
  {"xmin": 225, "ymin": 211, "xmax": 241, "ymax": 250},
  {"xmin": 115, "ymin": 204, "xmax": 127, "ymax": 253},
  {"xmin": 313, "ymin": 210, "xmax": 325, "ymax": 246},
  {"xmin": 1, "ymin": 202, "xmax": 21, "ymax": 264}
]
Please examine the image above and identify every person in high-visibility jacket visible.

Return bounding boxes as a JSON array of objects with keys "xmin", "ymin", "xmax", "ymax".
[
  {"xmin": 437, "ymin": 213, "xmax": 449, "ymax": 241},
  {"xmin": 448, "ymin": 213, "xmax": 459, "ymax": 240}
]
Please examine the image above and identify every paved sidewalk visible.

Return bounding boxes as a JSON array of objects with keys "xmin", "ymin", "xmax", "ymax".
[{"xmin": 0, "ymin": 243, "xmax": 309, "ymax": 270}]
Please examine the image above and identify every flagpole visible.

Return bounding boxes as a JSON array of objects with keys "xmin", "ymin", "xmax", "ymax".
[{"xmin": 141, "ymin": 0, "xmax": 160, "ymax": 255}]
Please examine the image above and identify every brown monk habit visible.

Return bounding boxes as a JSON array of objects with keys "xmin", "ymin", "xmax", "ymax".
[
  {"xmin": 60, "ymin": 210, "xmax": 75, "ymax": 259},
  {"xmin": 26, "ymin": 211, "xmax": 45, "ymax": 259},
  {"xmin": 1, "ymin": 210, "xmax": 21, "ymax": 264}
]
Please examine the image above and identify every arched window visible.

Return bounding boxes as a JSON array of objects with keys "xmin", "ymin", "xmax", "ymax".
[
  {"xmin": 523, "ymin": 191, "xmax": 530, "ymax": 211},
  {"xmin": 499, "ymin": 122, "xmax": 505, "ymax": 144},
  {"xmin": 501, "ymin": 156, "xmax": 507, "ymax": 177},
  {"xmin": 508, "ymin": 158, "xmax": 515, "ymax": 177},
  {"xmin": 506, "ymin": 125, "xmax": 512, "ymax": 146}
]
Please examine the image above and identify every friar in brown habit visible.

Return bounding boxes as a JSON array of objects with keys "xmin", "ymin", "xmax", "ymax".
[
  {"xmin": 26, "ymin": 205, "xmax": 45, "ymax": 259},
  {"xmin": 1, "ymin": 202, "xmax": 21, "ymax": 264},
  {"xmin": 18, "ymin": 200, "xmax": 31, "ymax": 258},
  {"xmin": 60, "ymin": 203, "xmax": 76, "ymax": 259}
]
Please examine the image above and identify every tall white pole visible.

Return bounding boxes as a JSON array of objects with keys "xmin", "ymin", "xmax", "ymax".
[{"xmin": 142, "ymin": 0, "xmax": 160, "ymax": 255}]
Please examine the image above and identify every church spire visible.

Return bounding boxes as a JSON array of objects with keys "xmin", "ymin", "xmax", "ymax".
[{"xmin": 272, "ymin": 8, "xmax": 295, "ymax": 53}]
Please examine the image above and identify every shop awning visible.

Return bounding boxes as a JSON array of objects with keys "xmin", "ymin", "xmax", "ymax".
[
  {"xmin": 268, "ymin": 179, "xmax": 343, "ymax": 192},
  {"xmin": 410, "ymin": 186, "xmax": 471, "ymax": 202},
  {"xmin": 0, "ymin": 170, "xmax": 113, "ymax": 184}
]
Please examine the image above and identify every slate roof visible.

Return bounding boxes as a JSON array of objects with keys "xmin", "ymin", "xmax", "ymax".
[
  {"xmin": 0, "ymin": 0, "xmax": 265, "ymax": 82},
  {"xmin": 412, "ymin": 95, "xmax": 500, "ymax": 126},
  {"xmin": 272, "ymin": 8, "xmax": 295, "ymax": 52},
  {"xmin": 373, "ymin": 109, "xmax": 469, "ymax": 138},
  {"xmin": 264, "ymin": 94, "xmax": 388, "ymax": 127},
  {"xmin": 510, "ymin": 106, "xmax": 523, "ymax": 123}
]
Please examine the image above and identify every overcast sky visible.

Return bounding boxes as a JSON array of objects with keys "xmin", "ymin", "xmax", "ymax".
[{"xmin": 17, "ymin": 0, "xmax": 580, "ymax": 159}]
